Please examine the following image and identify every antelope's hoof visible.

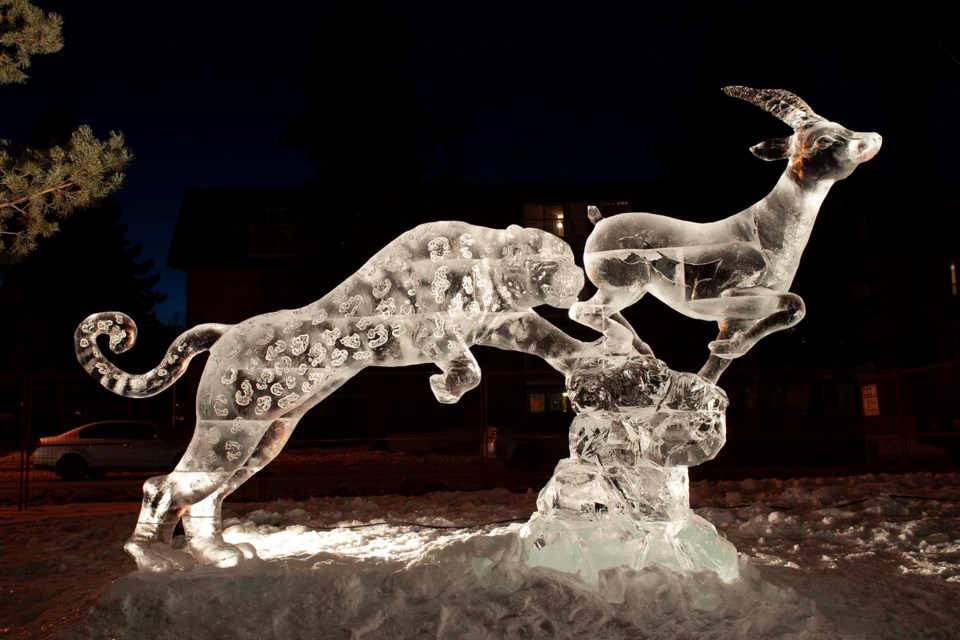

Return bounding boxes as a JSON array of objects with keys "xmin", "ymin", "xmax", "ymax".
[{"xmin": 708, "ymin": 335, "xmax": 748, "ymax": 358}]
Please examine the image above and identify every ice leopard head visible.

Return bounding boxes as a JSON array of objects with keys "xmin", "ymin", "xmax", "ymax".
[{"xmin": 502, "ymin": 224, "xmax": 584, "ymax": 309}]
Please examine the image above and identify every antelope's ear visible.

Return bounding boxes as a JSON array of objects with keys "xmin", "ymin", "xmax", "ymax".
[{"xmin": 749, "ymin": 137, "xmax": 791, "ymax": 161}]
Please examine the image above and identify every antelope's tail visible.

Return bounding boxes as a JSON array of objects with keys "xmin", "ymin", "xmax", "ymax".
[{"xmin": 75, "ymin": 312, "xmax": 229, "ymax": 398}]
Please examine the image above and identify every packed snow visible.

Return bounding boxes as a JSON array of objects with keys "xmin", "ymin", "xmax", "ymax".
[{"xmin": 2, "ymin": 470, "xmax": 959, "ymax": 639}]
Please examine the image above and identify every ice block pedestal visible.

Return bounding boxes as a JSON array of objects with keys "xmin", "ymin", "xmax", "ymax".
[
  {"xmin": 521, "ymin": 461, "xmax": 738, "ymax": 585},
  {"xmin": 520, "ymin": 351, "xmax": 739, "ymax": 585}
]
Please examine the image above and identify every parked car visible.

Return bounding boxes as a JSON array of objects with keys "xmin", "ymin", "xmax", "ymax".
[
  {"xmin": 488, "ymin": 411, "xmax": 574, "ymax": 470},
  {"xmin": 31, "ymin": 420, "xmax": 186, "ymax": 480}
]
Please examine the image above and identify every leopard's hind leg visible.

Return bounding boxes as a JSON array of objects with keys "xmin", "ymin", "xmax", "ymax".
[
  {"xmin": 124, "ymin": 417, "xmax": 284, "ymax": 571},
  {"xmin": 180, "ymin": 373, "xmax": 353, "ymax": 566},
  {"xmin": 182, "ymin": 416, "xmax": 300, "ymax": 567}
]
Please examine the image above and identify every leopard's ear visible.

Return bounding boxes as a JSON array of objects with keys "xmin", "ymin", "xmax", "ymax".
[
  {"xmin": 506, "ymin": 224, "xmax": 524, "ymax": 243},
  {"xmin": 527, "ymin": 229, "xmax": 543, "ymax": 253}
]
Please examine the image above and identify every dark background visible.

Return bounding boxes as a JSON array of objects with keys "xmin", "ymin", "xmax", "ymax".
[{"xmin": 3, "ymin": 1, "xmax": 957, "ymax": 323}]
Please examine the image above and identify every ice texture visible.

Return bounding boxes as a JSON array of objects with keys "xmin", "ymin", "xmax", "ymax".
[
  {"xmin": 566, "ymin": 353, "xmax": 727, "ymax": 467},
  {"xmin": 74, "ymin": 222, "xmax": 585, "ymax": 571},
  {"xmin": 527, "ymin": 85, "xmax": 883, "ymax": 581},
  {"xmin": 521, "ymin": 348, "xmax": 738, "ymax": 583},
  {"xmin": 569, "ymin": 86, "xmax": 881, "ymax": 383},
  {"xmin": 71, "ymin": 86, "xmax": 874, "ymax": 588}
]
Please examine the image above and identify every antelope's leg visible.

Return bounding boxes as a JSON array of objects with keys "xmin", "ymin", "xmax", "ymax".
[{"xmin": 705, "ymin": 289, "xmax": 806, "ymax": 361}]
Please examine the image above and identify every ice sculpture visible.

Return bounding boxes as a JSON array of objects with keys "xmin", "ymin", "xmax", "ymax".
[
  {"xmin": 73, "ymin": 86, "xmax": 880, "ymax": 588},
  {"xmin": 522, "ymin": 86, "xmax": 880, "ymax": 586},
  {"xmin": 520, "ymin": 342, "xmax": 739, "ymax": 585},
  {"xmin": 569, "ymin": 86, "xmax": 882, "ymax": 383},
  {"xmin": 75, "ymin": 222, "xmax": 585, "ymax": 571}
]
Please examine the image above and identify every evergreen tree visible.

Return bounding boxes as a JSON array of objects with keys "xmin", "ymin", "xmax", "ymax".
[
  {"xmin": 0, "ymin": 0, "xmax": 61, "ymax": 83},
  {"xmin": 0, "ymin": 196, "xmax": 167, "ymax": 372},
  {"xmin": 0, "ymin": 0, "xmax": 131, "ymax": 262}
]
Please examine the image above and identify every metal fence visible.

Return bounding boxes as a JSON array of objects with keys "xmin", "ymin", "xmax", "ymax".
[
  {"xmin": 857, "ymin": 361, "xmax": 960, "ymax": 472},
  {"xmin": 0, "ymin": 369, "xmax": 559, "ymax": 508},
  {"xmin": 3, "ymin": 363, "xmax": 959, "ymax": 509}
]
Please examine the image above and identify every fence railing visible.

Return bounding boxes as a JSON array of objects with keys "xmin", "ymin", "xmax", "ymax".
[{"xmin": 3, "ymin": 363, "xmax": 958, "ymax": 509}]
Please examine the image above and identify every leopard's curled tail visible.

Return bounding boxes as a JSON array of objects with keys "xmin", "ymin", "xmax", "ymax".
[{"xmin": 75, "ymin": 312, "xmax": 229, "ymax": 398}]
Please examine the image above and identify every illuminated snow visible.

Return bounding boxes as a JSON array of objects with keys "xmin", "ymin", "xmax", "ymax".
[
  {"xmin": 53, "ymin": 84, "xmax": 918, "ymax": 637},
  {"xmin": 4, "ymin": 473, "xmax": 959, "ymax": 639}
]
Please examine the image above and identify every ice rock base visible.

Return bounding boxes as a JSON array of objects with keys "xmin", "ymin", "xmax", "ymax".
[{"xmin": 521, "ymin": 459, "xmax": 738, "ymax": 587}]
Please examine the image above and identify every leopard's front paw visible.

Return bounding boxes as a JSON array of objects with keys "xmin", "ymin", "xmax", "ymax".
[{"xmin": 430, "ymin": 374, "xmax": 460, "ymax": 404}]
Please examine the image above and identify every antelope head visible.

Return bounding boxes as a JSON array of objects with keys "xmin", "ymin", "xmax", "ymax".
[{"xmin": 723, "ymin": 86, "xmax": 882, "ymax": 183}]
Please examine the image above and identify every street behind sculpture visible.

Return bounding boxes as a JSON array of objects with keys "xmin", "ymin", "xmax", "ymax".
[
  {"xmin": 76, "ymin": 222, "xmax": 585, "ymax": 571},
  {"xmin": 569, "ymin": 86, "xmax": 881, "ymax": 383},
  {"xmin": 75, "ymin": 86, "xmax": 879, "ymax": 583}
]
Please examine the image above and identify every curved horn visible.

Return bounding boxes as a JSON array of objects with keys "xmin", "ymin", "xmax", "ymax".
[{"xmin": 722, "ymin": 86, "xmax": 822, "ymax": 129}]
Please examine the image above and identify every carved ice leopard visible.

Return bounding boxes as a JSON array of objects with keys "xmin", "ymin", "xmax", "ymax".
[{"xmin": 75, "ymin": 222, "xmax": 584, "ymax": 571}]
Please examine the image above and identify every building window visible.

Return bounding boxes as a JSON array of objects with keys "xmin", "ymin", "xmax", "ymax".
[
  {"xmin": 529, "ymin": 391, "xmax": 568, "ymax": 413},
  {"xmin": 523, "ymin": 203, "xmax": 565, "ymax": 237},
  {"xmin": 249, "ymin": 207, "xmax": 297, "ymax": 256},
  {"xmin": 598, "ymin": 200, "xmax": 631, "ymax": 216}
]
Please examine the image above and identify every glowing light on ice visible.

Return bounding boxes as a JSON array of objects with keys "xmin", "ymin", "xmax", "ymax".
[
  {"xmin": 74, "ymin": 222, "xmax": 584, "ymax": 571},
  {"xmin": 72, "ymin": 86, "xmax": 880, "ymax": 591},
  {"xmin": 223, "ymin": 522, "xmax": 499, "ymax": 563},
  {"xmin": 521, "ymin": 348, "xmax": 739, "ymax": 584}
]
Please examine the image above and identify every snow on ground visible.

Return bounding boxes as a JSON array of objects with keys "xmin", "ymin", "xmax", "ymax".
[{"xmin": 2, "ymin": 472, "xmax": 959, "ymax": 639}]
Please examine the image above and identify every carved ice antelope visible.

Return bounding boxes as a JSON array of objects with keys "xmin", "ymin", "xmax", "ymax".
[{"xmin": 570, "ymin": 86, "xmax": 882, "ymax": 383}]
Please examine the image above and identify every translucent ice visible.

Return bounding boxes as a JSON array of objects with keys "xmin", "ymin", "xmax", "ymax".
[
  {"xmin": 569, "ymin": 86, "xmax": 881, "ymax": 383},
  {"xmin": 75, "ymin": 222, "xmax": 585, "ymax": 571},
  {"xmin": 521, "ymin": 347, "xmax": 738, "ymax": 584},
  {"xmin": 566, "ymin": 353, "xmax": 728, "ymax": 468},
  {"xmin": 522, "ymin": 509, "xmax": 739, "ymax": 587},
  {"xmin": 529, "ymin": 86, "xmax": 882, "ymax": 582}
]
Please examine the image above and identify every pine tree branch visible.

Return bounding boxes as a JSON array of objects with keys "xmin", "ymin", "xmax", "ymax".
[
  {"xmin": 0, "ymin": 179, "xmax": 72, "ymax": 210},
  {"xmin": 0, "ymin": 0, "xmax": 63, "ymax": 84},
  {"xmin": 1, "ymin": 5, "xmax": 132, "ymax": 263},
  {"xmin": 0, "ymin": 126, "xmax": 132, "ymax": 261}
]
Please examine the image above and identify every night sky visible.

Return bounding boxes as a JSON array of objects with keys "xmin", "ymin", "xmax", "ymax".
[{"xmin": 3, "ymin": 1, "xmax": 958, "ymax": 321}]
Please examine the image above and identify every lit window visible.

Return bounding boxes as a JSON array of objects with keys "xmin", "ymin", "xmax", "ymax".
[
  {"xmin": 528, "ymin": 391, "xmax": 568, "ymax": 413},
  {"xmin": 529, "ymin": 393, "xmax": 545, "ymax": 413},
  {"xmin": 952, "ymin": 262, "xmax": 957, "ymax": 296},
  {"xmin": 523, "ymin": 204, "xmax": 565, "ymax": 237}
]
